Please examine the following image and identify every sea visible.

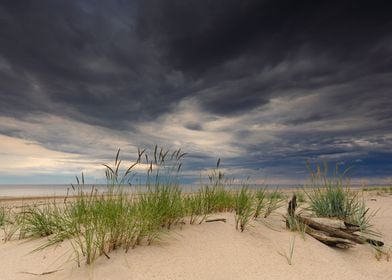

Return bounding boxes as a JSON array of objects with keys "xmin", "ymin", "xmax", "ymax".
[{"xmin": 0, "ymin": 183, "xmax": 305, "ymax": 198}]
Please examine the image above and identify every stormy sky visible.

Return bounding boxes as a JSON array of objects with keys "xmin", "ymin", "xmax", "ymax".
[{"xmin": 0, "ymin": 0, "xmax": 391, "ymax": 185}]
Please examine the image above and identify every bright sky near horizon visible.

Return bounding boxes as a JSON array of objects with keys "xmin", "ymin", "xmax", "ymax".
[{"xmin": 0, "ymin": 1, "xmax": 391, "ymax": 185}]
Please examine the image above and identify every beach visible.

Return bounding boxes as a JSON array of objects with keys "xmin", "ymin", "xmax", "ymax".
[
  {"xmin": 1, "ymin": 1, "xmax": 391, "ymax": 279},
  {"xmin": 0, "ymin": 190, "xmax": 391, "ymax": 280}
]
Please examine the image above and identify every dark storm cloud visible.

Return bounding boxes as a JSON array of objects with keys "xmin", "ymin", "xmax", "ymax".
[
  {"xmin": 0, "ymin": 0, "xmax": 186, "ymax": 127},
  {"xmin": 137, "ymin": 0, "xmax": 392, "ymax": 115},
  {"xmin": 0, "ymin": 0, "xmax": 391, "ymax": 182},
  {"xmin": 1, "ymin": 0, "xmax": 391, "ymax": 121},
  {"xmin": 137, "ymin": 1, "xmax": 392, "ymax": 70}
]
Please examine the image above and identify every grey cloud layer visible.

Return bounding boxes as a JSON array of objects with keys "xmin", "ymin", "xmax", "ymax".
[{"xmin": 0, "ymin": 0, "xmax": 391, "ymax": 182}]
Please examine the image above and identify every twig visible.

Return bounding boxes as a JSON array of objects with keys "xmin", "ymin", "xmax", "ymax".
[
  {"xmin": 205, "ymin": 218, "xmax": 227, "ymax": 223},
  {"xmin": 19, "ymin": 269, "xmax": 63, "ymax": 276}
]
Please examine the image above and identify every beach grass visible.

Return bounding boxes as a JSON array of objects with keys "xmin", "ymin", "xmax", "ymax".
[
  {"xmin": 1, "ymin": 207, "xmax": 20, "ymax": 241},
  {"xmin": 234, "ymin": 186, "xmax": 253, "ymax": 232},
  {"xmin": 14, "ymin": 147, "xmax": 278, "ymax": 265},
  {"xmin": 17, "ymin": 202, "xmax": 65, "ymax": 238},
  {"xmin": 263, "ymin": 189, "xmax": 286, "ymax": 218},
  {"xmin": 253, "ymin": 187, "xmax": 267, "ymax": 218},
  {"xmin": 305, "ymin": 162, "xmax": 358, "ymax": 217},
  {"xmin": 278, "ymin": 236, "xmax": 296, "ymax": 265},
  {"xmin": 7, "ymin": 150, "xmax": 375, "ymax": 267},
  {"xmin": 361, "ymin": 186, "xmax": 392, "ymax": 195},
  {"xmin": 304, "ymin": 161, "xmax": 376, "ymax": 235},
  {"xmin": 184, "ymin": 192, "xmax": 204, "ymax": 224},
  {"xmin": 0, "ymin": 206, "xmax": 5, "ymax": 227},
  {"xmin": 294, "ymin": 190, "xmax": 306, "ymax": 203}
]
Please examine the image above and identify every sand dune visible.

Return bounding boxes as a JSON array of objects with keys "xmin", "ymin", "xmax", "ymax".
[{"xmin": 0, "ymin": 193, "xmax": 391, "ymax": 280}]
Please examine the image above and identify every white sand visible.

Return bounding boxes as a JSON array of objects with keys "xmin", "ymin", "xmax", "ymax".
[{"xmin": 0, "ymin": 193, "xmax": 391, "ymax": 280}]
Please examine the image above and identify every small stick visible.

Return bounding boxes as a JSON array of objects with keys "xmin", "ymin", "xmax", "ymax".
[
  {"xmin": 205, "ymin": 218, "xmax": 227, "ymax": 223},
  {"xmin": 20, "ymin": 269, "xmax": 63, "ymax": 276}
]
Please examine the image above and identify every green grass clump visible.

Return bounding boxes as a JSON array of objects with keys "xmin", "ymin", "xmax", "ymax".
[
  {"xmin": 294, "ymin": 191, "xmax": 306, "ymax": 203},
  {"xmin": 264, "ymin": 189, "xmax": 286, "ymax": 218},
  {"xmin": 344, "ymin": 200, "xmax": 380, "ymax": 236},
  {"xmin": 184, "ymin": 192, "xmax": 204, "ymax": 224},
  {"xmin": 1, "ymin": 207, "xmax": 21, "ymax": 241},
  {"xmin": 204, "ymin": 159, "xmax": 235, "ymax": 213},
  {"xmin": 234, "ymin": 186, "xmax": 253, "ymax": 232},
  {"xmin": 253, "ymin": 188, "xmax": 267, "ymax": 218},
  {"xmin": 305, "ymin": 161, "xmax": 353, "ymax": 218},
  {"xmin": 184, "ymin": 160, "xmax": 235, "ymax": 224},
  {"xmin": 138, "ymin": 183, "xmax": 184, "ymax": 245},
  {"xmin": 57, "ymin": 188, "xmax": 136, "ymax": 264},
  {"xmin": 18, "ymin": 203, "xmax": 65, "ymax": 238},
  {"xmin": 304, "ymin": 161, "xmax": 374, "ymax": 232},
  {"xmin": 36, "ymin": 146, "xmax": 188, "ymax": 265},
  {"xmin": 306, "ymin": 185, "xmax": 348, "ymax": 218},
  {"xmin": 0, "ymin": 206, "xmax": 5, "ymax": 227},
  {"xmin": 198, "ymin": 185, "xmax": 235, "ymax": 218},
  {"xmin": 253, "ymin": 188, "xmax": 286, "ymax": 219}
]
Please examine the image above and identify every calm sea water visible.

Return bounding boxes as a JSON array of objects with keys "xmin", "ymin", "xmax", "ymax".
[
  {"xmin": 0, "ymin": 184, "xmax": 151, "ymax": 197},
  {"xmin": 0, "ymin": 184, "xmax": 87, "ymax": 197},
  {"xmin": 0, "ymin": 184, "xmax": 303, "ymax": 197}
]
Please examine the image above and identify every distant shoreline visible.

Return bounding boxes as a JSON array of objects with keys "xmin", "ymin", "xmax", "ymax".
[{"xmin": 0, "ymin": 184, "xmax": 390, "ymax": 204}]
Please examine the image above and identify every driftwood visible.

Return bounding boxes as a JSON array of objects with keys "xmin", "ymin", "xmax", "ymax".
[
  {"xmin": 297, "ymin": 215, "xmax": 366, "ymax": 245},
  {"xmin": 306, "ymin": 218, "xmax": 359, "ymax": 234},
  {"xmin": 286, "ymin": 195, "xmax": 384, "ymax": 248},
  {"xmin": 305, "ymin": 228, "xmax": 355, "ymax": 249}
]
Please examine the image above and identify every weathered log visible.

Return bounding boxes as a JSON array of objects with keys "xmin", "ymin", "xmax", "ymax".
[
  {"xmin": 305, "ymin": 227, "xmax": 355, "ymax": 249},
  {"xmin": 340, "ymin": 226, "xmax": 360, "ymax": 234},
  {"xmin": 297, "ymin": 215, "xmax": 366, "ymax": 244},
  {"xmin": 343, "ymin": 221, "xmax": 361, "ymax": 233},
  {"xmin": 285, "ymin": 194, "xmax": 384, "ymax": 248},
  {"xmin": 351, "ymin": 233, "xmax": 384, "ymax": 247},
  {"xmin": 312, "ymin": 218, "xmax": 358, "ymax": 233},
  {"xmin": 344, "ymin": 221, "xmax": 360, "ymax": 228},
  {"xmin": 296, "ymin": 215, "xmax": 384, "ymax": 247}
]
